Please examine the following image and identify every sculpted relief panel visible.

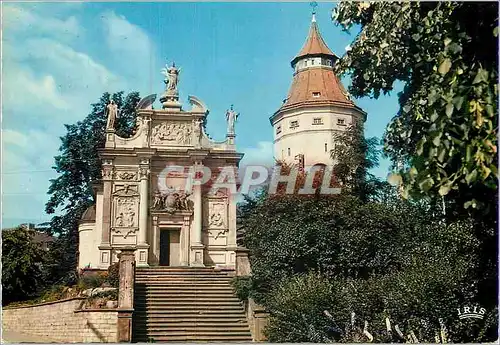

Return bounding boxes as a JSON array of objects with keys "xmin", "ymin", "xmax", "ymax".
[
  {"xmin": 115, "ymin": 171, "xmax": 137, "ymax": 181},
  {"xmin": 111, "ymin": 184, "xmax": 139, "ymax": 242},
  {"xmin": 208, "ymin": 202, "xmax": 226, "ymax": 229},
  {"xmin": 151, "ymin": 121, "xmax": 192, "ymax": 145}
]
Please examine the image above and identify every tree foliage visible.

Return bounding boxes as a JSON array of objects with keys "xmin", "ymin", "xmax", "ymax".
[
  {"xmin": 44, "ymin": 91, "xmax": 140, "ymax": 281},
  {"xmin": 333, "ymin": 2, "xmax": 498, "ymax": 212},
  {"xmin": 241, "ymin": 194, "xmax": 496, "ymax": 342},
  {"xmin": 2, "ymin": 227, "xmax": 47, "ymax": 305},
  {"xmin": 332, "ymin": 124, "xmax": 389, "ymax": 201}
]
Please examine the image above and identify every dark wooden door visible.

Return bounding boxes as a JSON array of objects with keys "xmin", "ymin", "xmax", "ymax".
[{"xmin": 159, "ymin": 230, "xmax": 170, "ymax": 266}]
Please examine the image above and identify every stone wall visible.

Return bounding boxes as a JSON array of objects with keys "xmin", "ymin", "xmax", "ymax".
[{"xmin": 2, "ymin": 297, "xmax": 118, "ymax": 343}]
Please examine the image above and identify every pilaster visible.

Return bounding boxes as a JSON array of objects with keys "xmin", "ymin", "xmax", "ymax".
[
  {"xmin": 190, "ymin": 161, "xmax": 205, "ymax": 266},
  {"xmin": 137, "ymin": 158, "xmax": 150, "ymax": 267},
  {"xmin": 99, "ymin": 159, "xmax": 114, "ymax": 268}
]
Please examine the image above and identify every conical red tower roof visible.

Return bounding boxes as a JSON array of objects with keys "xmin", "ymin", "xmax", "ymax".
[
  {"xmin": 276, "ymin": 16, "xmax": 357, "ymax": 113},
  {"xmin": 291, "ymin": 16, "xmax": 338, "ymax": 66}
]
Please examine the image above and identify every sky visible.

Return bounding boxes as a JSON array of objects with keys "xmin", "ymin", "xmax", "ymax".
[{"xmin": 2, "ymin": 2, "xmax": 402, "ymax": 228}]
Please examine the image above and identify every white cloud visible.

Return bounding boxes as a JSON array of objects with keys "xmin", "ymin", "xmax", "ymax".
[
  {"xmin": 100, "ymin": 11, "xmax": 156, "ymax": 92},
  {"xmin": 2, "ymin": 65, "xmax": 70, "ymax": 114},
  {"xmin": 241, "ymin": 141, "xmax": 274, "ymax": 166},
  {"xmin": 2, "ymin": 5, "xmax": 158, "ymax": 228},
  {"xmin": 102, "ymin": 11, "xmax": 152, "ymax": 55},
  {"xmin": 3, "ymin": 4, "xmax": 81, "ymax": 40}
]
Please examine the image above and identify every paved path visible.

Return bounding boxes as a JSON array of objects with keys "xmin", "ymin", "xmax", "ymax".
[{"xmin": 2, "ymin": 330, "xmax": 60, "ymax": 343}]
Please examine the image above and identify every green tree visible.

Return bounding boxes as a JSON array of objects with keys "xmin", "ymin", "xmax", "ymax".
[
  {"xmin": 241, "ymin": 194, "xmax": 495, "ymax": 342},
  {"xmin": 2, "ymin": 227, "xmax": 47, "ymax": 305},
  {"xmin": 333, "ymin": 1, "xmax": 498, "ymax": 327},
  {"xmin": 331, "ymin": 124, "xmax": 388, "ymax": 201},
  {"xmin": 333, "ymin": 2, "xmax": 498, "ymax": 212},
  {"xmin": 44, "ymin": 91, "xmax": 140, "ymax": 283}
]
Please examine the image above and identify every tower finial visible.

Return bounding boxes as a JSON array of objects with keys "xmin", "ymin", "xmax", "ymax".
[{"xmin": 310, "ymin": 1, "xmax": 318, "ymax": 22}]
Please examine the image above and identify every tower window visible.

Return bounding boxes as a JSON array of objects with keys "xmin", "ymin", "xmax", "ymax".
[
  {"xmin": 290, "ymin": 120, "xmax": 299, "ymax": 128},
  {"xmin": 288, "ymin": 148, "xmax": 291, "ymax": 156},
  {"xmin": 312, "ymin": 92, "xmax": 321, "ymax": 98},
  {"xmin": 325, "ymin": 143, "xmax": 328, "ymax": 152},
  {"xmin": 337, "ymin": 118, "xmax": 346, "ymax": 126},
  {"xmin": 313, "ymin": 117, "xmax": 323, "ymax": 125},
  {"xmin": 276, "ymin": 125, "xmax": 282, "ymax": 135}
]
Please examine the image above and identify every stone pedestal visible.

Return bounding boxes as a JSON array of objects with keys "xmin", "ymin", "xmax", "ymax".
[
  {"xmin": 105, "ymin": 129, "xmax": 116, "ymax": 148},
  {"xmin": 117, "ymin": 248, "xmax": 135, "ymax": 342},
  {"xmin": 235, "ymin": 247, "xmax": 251, "ymax": 276}
]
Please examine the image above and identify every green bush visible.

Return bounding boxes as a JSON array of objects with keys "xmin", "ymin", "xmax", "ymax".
[
  {"xmin": 241, "ymin": 193, "xmax": 494, "ymax": 342},
  {"xmin": 231, "ymin": 276, "xmax": 252, "ymax": 301},
  {"xmin": 77, "ymin": 273, "xmax": 107, "ymax": 290},
  {"xmin": 265, "ymin": 273, "xmax": 347, "ymax": 342},
  {"xmin": 107, "ymin": 263, "xmax": 120, "ymax": 288}
]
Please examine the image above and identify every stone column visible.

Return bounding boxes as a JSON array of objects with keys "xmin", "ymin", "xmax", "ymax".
[
  {"xmin": 190, "ymin": 161, "xmax": 205, "ymax": 266},
  {"xmin": 138, "ymin": 170, "xmax": 148, "ymax": 244},
  {"xmin": 99, "ymin": 159, "xmax": 113, "ymax": 268},
  {"xmin": 117, "ymin": 248, "xmax": 135, "ymax": 342},
  {"xmin": 193, "ymin": 184, "xmax": 202, "ymax": 244},
  {"xmin": 152, "ymin": 216, "xmax": 159, "ymax": 265},
  {"xmin": 136, "ymin": 160, "xmax": 150, "ymax": 267},
  {"xmin": 227, "ymin": 191, "xmax": 237, "ymax": 247}
]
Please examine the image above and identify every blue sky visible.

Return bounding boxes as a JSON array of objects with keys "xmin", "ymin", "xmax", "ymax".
[{"xmin": 2, "ymin": 2, "xmax": 402, "ymax": 228}]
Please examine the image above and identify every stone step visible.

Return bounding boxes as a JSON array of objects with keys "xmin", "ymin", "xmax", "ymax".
[
  {"xmin": 134, "ymin": 305, "xmax": 244, "ymax": 311},
  {"xmin": 135, "ymin": 271, "xmax": 231, "ymax": 275},
  {"xmin": 135, "ymin": 276, "xmax": 232, "ymax": 280},
  {"xmin": 135, "ymin": 292, "xmax": 236, "ymax": 297},
  {"xmin": 136, "ymin": 325, "xmax": 250, "ymax": 332},
  {"xmin": 133, "ymin": 335, "xmax": 252, "ymax": 342},
  {"xmin": 133, "ymin": 330, "xmax": 252, "ymax": 336},
  {"xmin": 134, "ymin": 300, "xmax": 243, "ymax": 310},
  {"xmin": 137, "ymin": 267, "xmax": 217, "ymax": 270},
  {"xmin": 135, "ymin": 302, "xmax": 243, "ymax": 309},
  {"xmin": 135, "ymin": 276, "xmax": 232, "ymax": 283},
  {"xmin": 134, "ymin": 285, "xmax": 235, "ymax": 291},
  {"xmin": 133, "ymin": 317, "xmax": 247, "ymax": 323},
  {"xmin": 135, "ymin": 294, "xmax": 240, "ymax": 302},
  {"xmin": 134, "ymin": 309, "xmax": 246, "ymax": 316},
  {"xmin": 136, "ymin": 268, "xmax": 233, "ymax": 274},
  {"xmin": 135, "ymin": 280, "xmax": 232, "ymax": 284},
  {"xmin": 135, "ymin": 278, "xmax": 232, "ymax": 286}
]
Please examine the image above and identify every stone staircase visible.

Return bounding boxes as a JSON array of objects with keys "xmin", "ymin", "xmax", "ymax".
[{"xmin": 132, "ymin": 267, "xmax": 253, "ymax": 342}]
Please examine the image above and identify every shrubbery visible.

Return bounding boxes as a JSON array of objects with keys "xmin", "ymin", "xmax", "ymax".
[
  {"xmin": 107, "ymin": 262, "xmax": 120, "ymax": 288},
  {"xmin": 241, "ymin": 193, "xmax": 496, "ymax": 342},
  {"xmin": 231, "ymin": 276, "xmax": 252, "ymax": 301}
]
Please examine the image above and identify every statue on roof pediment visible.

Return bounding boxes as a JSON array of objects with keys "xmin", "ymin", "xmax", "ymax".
[{"xmin": 161, "ymin": 62, "xmax": 181, "ymax": 93}]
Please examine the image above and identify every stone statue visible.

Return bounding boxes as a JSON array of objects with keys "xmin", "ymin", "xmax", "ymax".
[
  {"xmin": 164, "ymin": 193, "xmax": 179, "ymax": 212},
  {"xmin": 193, "ymin": 119, "xmax": 202, "ymax": 146},
  {"xmin": 125, "ymin": 207, "xmax": 135, "ymax": 227},
  {"xmin": 177, "ymin": 191, "xmax": 191, "ymax": 210},
  {"xmin": 106, "ymin": 100, "xmax": 119, "ymax": 130},
  {"xmin": 152, "ymin": 190, "xmax": 163, "ymax": 209},
  {"xmin": 226, "ymin": 105, "xmax": 239, "ymax": 135},
  {"xmin": 116, "ymin": 212, "xmax": 124, "ymax": 227},
  {"xmin": 161, "ymin": 62, "xmax": 181, "ymax": 93}
]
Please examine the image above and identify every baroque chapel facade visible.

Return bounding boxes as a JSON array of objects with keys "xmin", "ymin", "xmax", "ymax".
[
  {"xmin": 78, "ymin": 64, "xmax": 243, "ymax": 270},
  {"xmin": 271, "ymin": 14, "xmax": 366, "ymax": 167}
]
